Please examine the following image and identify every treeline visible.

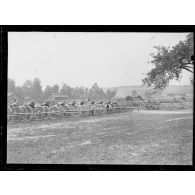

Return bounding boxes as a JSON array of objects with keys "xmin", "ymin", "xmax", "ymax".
[{"xmin": 8, "ymin": 78, "xmax": 117, "ymax": 102}]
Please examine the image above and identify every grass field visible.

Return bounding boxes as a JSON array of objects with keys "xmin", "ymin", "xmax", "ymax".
[{"xmin": 7, "ymin": 109, "xmax": 193, "ymax": 165}]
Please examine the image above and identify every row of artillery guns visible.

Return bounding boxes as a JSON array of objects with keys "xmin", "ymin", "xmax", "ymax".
[
  {"xmin": 127, "ymin": 99, "xmax": 193, "ymax": 110},
  {"xmin": 7, "ymin": 100, "xmax": 139, "ymax": 122}
]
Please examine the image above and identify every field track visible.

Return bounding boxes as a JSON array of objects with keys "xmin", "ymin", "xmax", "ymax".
[{"xmin": 7, "ymin": 108, "xmax": 193, "ymax": 164}]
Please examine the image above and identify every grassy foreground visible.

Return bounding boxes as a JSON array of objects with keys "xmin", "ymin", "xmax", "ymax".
[{"xmin": 7, "ymin": 109, "xmax": 193, "ymax": 165}]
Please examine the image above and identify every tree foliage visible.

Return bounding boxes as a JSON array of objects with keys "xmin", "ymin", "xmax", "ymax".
[
  {"xmin": 144, "ymin": 90, "xmax": 153, "ymax": 100},
  {"xmin": 131, "ymin": 90, "xmax": 137, "ymax": 97},
  {"xmin": 125, "ymin": 95, "xmax": 133, "ymax": 101},
  {"xmin": 135, "ymin": 95, "xmax": 143, "ymax": 101},
  {"xmin": 31, "ymin": 78, "xmax": 43, "ymax": 100},
  {"xmin": 142, "ymin": 33, "xmax": 194, "ymax": 92},
  {"xmin": 88, "ymin": 83, "xmax": 106, "ymax": 99},
  {"xmin": 60, "ymin": 83, "xmax": 73, "ymax": 97},
  {"xmin": 43, "ymin": 85, "xmax": 52, "ymax": 99},
  {"xmin": 8, "ymin": 78, "xmax": 117, "ymax": 102},
  {"xmin": 51, "ymin": 84, "xmax": 60, "ymax": 94},
  {"xmin": 105, "ymin": 89, "xmax": 117, "ymax": 100},
  {"xmin": 22, "ymin": 80, "xmax": 33, "ymax": 97},
  {"xmin": 14, "ymin": 86, "xmax": 24, "ymax": 104},
  {"xmin": 8, "ymin": 78, "xmax": 16, "ymax": 93}
]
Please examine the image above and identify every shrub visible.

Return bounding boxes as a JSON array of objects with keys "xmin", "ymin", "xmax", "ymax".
[{"xmin": 125, "ymin": 96, "xmax": 134, "ymax": 101}]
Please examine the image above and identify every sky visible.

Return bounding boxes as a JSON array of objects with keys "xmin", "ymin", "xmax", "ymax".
[{"xmin": 8, "ymin": 32, "xmax": 192, "ymax": 89}]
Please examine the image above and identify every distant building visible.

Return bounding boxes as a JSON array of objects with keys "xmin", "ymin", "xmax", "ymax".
[
  {"xmin": 167, "ymin": 93, "xmax": 186, "ymax": 98},
  {"xmin": 50, "ymin": 93, "xmax": 69, "ymax": 102},
  {"xmin": 186, "ymin": 93, "xmax": 193, "ymax": 98},
  {"xmin": 185, "ymin": 93, "xmax": 193, "ymax": 101}
]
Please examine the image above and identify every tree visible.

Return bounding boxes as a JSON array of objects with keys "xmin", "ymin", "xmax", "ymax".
[
  {"xmin": 60, "ymin": 83, "xmax": 73, "ymax": 97},
  {"xmin": 83, "ymin": 88, "xmax": 89, "ymax": 99},
  {"xmin": 31, "ymin": 78, "xmax": 42, "ymax": 100},
  {"xmin": 51, "ymin": 84, "xmax": 59, "ymax": 94},
  {"xmin": 125, "ymin": 95, "xmax": 133, "ymax": 101},
  {"xmin": 8, "ymin": 78, "xmax": 15, "ymax": 93},
  {"xmin": 22, "ymin": 79, "xmax": 33, "ymax": 97},
  {"xmin": 98, "ymin": 88, "xmax": 106, "ymax": 99},
  {"xmin": 43, "ymin": 85, "xmax": 52, "ymax": 99},
  {"xmin": 144, "ymin": 90, "xmax": 152, "ymax": 100},
  {"xmin": 88, "ymin": 83, "xmax": 102, "ymax": 99},
  {"xmin": 136, "ymin": 95, "xmax": 143, "ymax": 101},
  {"xmin": 142, "ymin": 33, "xmax": 194, "ymax": 92},
  {"xmin": 73, "ymin": 87, "xmax": 84, "ymax": 98},
  {"xmin": 15, "ymin": 86, "xmax": 24, "ymax": 104},
  {"xmin": 105, "ymin": 89, "xmax": 117, "ymax": 100},
  {"xmin": 131, "ymin": 90, "xmax": 137, "ymax": 98},
  {"xmin": 88, "ymin": 83, "xmax": 108, "ymax": 99}
]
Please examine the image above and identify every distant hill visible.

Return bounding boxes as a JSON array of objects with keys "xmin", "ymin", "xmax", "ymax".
[{"xmin": 103, "ymin": 85, "xmax": 193, "ymax": 98}]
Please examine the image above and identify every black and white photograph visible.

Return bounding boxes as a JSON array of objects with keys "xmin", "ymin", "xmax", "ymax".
[{"xmin": 5, "ymin": 29, "xmax": 194, "ymax": 166}]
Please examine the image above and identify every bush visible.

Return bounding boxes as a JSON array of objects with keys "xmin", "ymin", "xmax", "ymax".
[
  {"xmin": 136, "ymin": 95, "xmax": 143, "ymax": 101},
  {"xmin": 125, "ymin": 96, "xmax": 133, "ymax": 101}
]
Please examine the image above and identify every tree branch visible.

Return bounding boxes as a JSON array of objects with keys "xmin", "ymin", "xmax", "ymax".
[
  {"xmin": 182, "ymin": 62, "xmax": 193, "ymax": 65},
  {"xmin": 179, "ymin": 63, "xmax": 193, "ymax": 70},
  {"xmin": 182, "ymin": 64, "xmax": 193, "ymax": 68},
  {"xmin": 182, "ymin": 67, "xmax": 194, "ymax": 73}
]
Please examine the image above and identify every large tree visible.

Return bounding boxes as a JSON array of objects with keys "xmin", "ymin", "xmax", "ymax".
[
  {"xmin": 105, "ymin": 89, "xmax": 117, "ymax": 100},
  {"xmin": 60, "ymin": 83, "xmax": 73, "ymax": 97},
  {"xmin": 14, "ymin": 86, "xmax": 24, "ymax": 104},
  {"xmin": 142, "ymin": 33, "xmax": 194, "ymax": 92},
  {"xmin": 22, "ymin": 79, "xmax": 33, "ymax": 97},
  {"xmin": 43, "ymin": 85, "xmax": 52, "ymax": 99},
  {"xmin": 31, "ymin": 78, "xmax": 43, "ymax": 100},
  {"xmin": 89, "ymin": 83, "xmax": 106, "ymax": 99},
  {"xmin": 144, "ymin": 90, "xmax": 152, "ymax": 100},
  {"xmin": 51, "ymin": 84, "xmax": 60, "ymax": 94},
  {"xmin": 8, "ymin": 78, "xmax": 16, "ymax": 93}
]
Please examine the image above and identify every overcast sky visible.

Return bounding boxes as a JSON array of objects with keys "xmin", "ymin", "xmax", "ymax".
[{"xmin": 8, "ymin": 32, "xmax": 192, "ymax": 89}]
